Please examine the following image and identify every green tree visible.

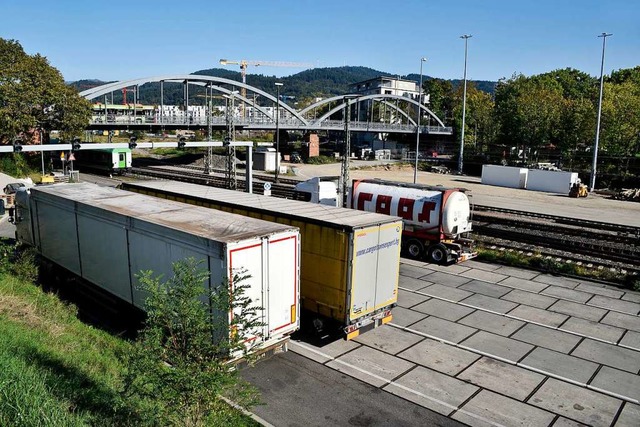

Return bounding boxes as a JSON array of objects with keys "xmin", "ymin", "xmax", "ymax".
[
  {"xmin": 424, "ymin": 78, "xmax": 454, "ymax": 125},
  {"xmin": 122, "ymin": 258, "xmax": 262, "ymax": 426},
  {"xmin": 600, "ymin": 81, "xmax": 640, "ymax": 157},
  {"xmin": 0, "ymin": 38, "xmax": 91, "ymax": 144},
  {"xmin": 465, "ymin": 86, "xmax": 496, "ymax": 153}
]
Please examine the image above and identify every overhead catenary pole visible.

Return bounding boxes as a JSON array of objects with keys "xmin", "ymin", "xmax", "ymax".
[
  {"xmin": 414, "ymin": 57, "xmax": 427, "ymax": 184},
  {"xmin": 275, "ymin": 82, "xmax": 283, "ymax": 183},
  {"xmin": 590, "ymin": 32, "xmax": 612, "ymax": 192},
  {"xmin": 458, "ymin": 34, "xmax": 472, "ymax": 175},
  {"xmin": 341, "ymin": 95, "xmax": 357, "ymax": 207}
]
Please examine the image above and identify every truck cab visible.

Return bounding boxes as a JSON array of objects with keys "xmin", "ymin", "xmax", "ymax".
[{"xmin": 293, "ymin": 177, "xmax": 340, "ymax": 207}]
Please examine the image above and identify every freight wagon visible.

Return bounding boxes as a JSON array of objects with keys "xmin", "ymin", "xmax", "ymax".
[
  {"xmin": 120, "ymin": 180, "xmax": 403, "ymax": 340},
  {"xmin": 351, "ymin": 179, "xmax": 476, "ymax": 264},
  {"xmin": 12, "ymin": 183, "xmax": 300, "ymax": 357}
]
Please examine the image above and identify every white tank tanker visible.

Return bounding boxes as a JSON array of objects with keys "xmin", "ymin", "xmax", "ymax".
[{"xmin": 351, "ymin": 179, "xmax": 476, "ymax": 264}]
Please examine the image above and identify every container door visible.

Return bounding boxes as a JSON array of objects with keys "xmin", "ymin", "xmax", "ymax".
[
  {"xmin": 348, "ymin": 222, "xmax": 401, "ymax": 322},
  {"xmin": 228, "ymin": 239, "xmax": 266, "ymax": 346},
  {"xmin": 267, "ymin": 232, "xmax": 299, "ymax": 338}
]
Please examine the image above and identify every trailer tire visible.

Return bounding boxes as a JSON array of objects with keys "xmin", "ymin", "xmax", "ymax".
[
  {"xmin": 428, "ymin": 243, "xmax": 449, "ymax": 264},
  {"xmin": 404, "ymin": 239, "xmax": 425, "ymax": 259}
]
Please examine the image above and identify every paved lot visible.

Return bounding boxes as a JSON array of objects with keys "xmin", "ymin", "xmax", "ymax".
[{"xmin": 290, "ymin": 260, "xmax": 640, "ymax": 427}]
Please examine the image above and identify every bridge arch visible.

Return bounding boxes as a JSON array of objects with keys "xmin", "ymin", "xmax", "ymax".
[
  {"xmin": 300, "ymin": 93, "xmax": 446, "ymax": 128},
  {"xmin": 79, "ymin": 74, "xmax": 309, "ymax": 126}
]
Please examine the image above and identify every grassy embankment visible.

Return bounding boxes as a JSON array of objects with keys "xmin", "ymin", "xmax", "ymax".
[{"xmin": 0, "ymin": 243, "xmax": 258, "ymax": 426}]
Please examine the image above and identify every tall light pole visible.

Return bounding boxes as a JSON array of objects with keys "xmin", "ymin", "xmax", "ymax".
[
  {"xmin": 414, "ymin": 57, "xmax": 427, "ymax": 184},
  {"xmin": 274, "ymin": 82, "xmax": 283, "ymax": 183},
  {"xmin": 458, "ymin": 34, "xmax": 472, "ymax": 175},
  {"xmin": 341, "ymin": 95, "xmax": 358, "ymax": 207},
  {"xmin": 590, "ymin": 32, "xmax": 612, "ymax": 191}
]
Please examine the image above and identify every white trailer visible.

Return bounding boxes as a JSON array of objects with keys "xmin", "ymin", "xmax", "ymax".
[
  {"xmin": 13, "ymin": 183, "xmax": 300, "ymax": 356},
  {"xmin": 526, "ymin": 169, "xmax": 579, "ymax": 194}
]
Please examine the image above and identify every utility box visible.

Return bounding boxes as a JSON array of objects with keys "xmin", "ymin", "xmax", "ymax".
[
  {"xmin": 253, "ymin": 148, "xmax": 279, "ymax": 172},
  {"xmin": 481, "ymin": 165, "xmax": 528, "ymax": 189},
  {"xmin": 527, "ymin": 169, "xmax": 579, "ymax": 194}
]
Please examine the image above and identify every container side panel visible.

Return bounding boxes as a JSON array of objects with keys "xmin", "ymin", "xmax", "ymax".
[
  {"xmin": 228, "ymin": 240, "xmax": 266, "ymax": 345},
  {"xmin": 128, "ymin": 231, "xmax": 208, "ymax": 309},
  {"xmin": 77, "ymin": 216, "xmax": 132, "ymax": 303},
  {"xmin": 36, "ymin": 201, "xmax": 81, "ymax": 275},
  {"xmin": 267, "ymin": 232, "xmax": 299, "ymax": 335},
  {"xmin": 349, "ymin": 226, "xmax": 382, "ymax": 320},
  {"xmin": 374, "ymin": 221, "xmax": 402, "ymax": 309}
]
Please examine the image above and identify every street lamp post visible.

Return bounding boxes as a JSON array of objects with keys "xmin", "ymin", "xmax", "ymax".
[
  {"xmin": 274, "ymin": 82, "xmax": 283, "ymax": 183},
  {"xmin": 414, "ymin": 57, "xmax": 427, "ymax": 184},
  {"xmin": 459, "ymin": 34, "xmax": 472, "ymax": 175},
  {"xmin": 590, "ymin": 32, "xmax": 612, "ymax": 191}
]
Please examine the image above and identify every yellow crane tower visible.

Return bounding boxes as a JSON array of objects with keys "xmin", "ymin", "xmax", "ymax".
[{"xmin": 218, "ymin": 58, "xmax": 314, "ymax": 118}]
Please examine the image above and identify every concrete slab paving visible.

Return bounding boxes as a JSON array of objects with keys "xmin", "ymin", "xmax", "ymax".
[
  {"xmin": 421, "ymin": 263, "xmax": 471, "ymax": 275},
  {"xmin": 327, "ymin": 346, "xmax": 415, "ymax": 388},
  {"xmin": 499, "ymin": 276, "xmax": 550, "ymax": 293},
  {"xmin": 529, "ymin": 378, "xmax": 622, "ymax": 427},
  {"xmin": 388, "ymin": 306, "xmax": 428, "ymax": 327},
  {"xmin": 571, "ymin": 339, "xmax": 640, "ymax": 373},
  {"xmin": 619, "ymin": 330, "xmax": 640, "ymax": 350},
  {"xmin": 420, "ymin": 283, "xmax": 474, "ymax": 302},
  {"xmin": 621, "ymin": 292, "xmax": 640, "ymax": 304},
  {"xmin": 492, "ymin": 265, "xmax": 539, "ymax": 280},
  {"xmin": 383, "ymin": 366, "xmax": 479, "ymax": 416},
  {"xmin": 396, "ymin": 338, "xmax": 480, "ymax": 376},
  {"xmin": 423, "ymin": 271, "xmax": 474, "ymax": 288},
  {"xmin": 397, "ymin": 288, "xmax": 430, "ymax": 308},
  {"xmin": 412, "ymin": 298, "xmax": 476, "ymax": 322},
  {"xmin": 501, "ymin": 289, "xmax": 558, "ymax": 309},
  {"xmin": 460, "ymin": 331, "xmax": 534, "ymax": 363},
  {"xmin": 353, "ymin": 324, "xmax": 424, "ymax": 355},
  {"xmin": 532, "ymin": 274, "xmax": 581, "ymax": 289},
  {"xmin": 289, "ymin": 339, "xmax": 361, "ymax": 364},
  {"xmin": 460, "ymin": 260, "xmax": 502, "ymax": 271},
  {"xmin": 398, "ymin": 275, "xmax": 433, "ymax": 291},
  {"xmin": 453, "ymin": 389, "xmax": 556, "ymax": 427},
  {"xmin": 549, "ymin": 300, "xmax": 608, "ymax": 322},
  {"xmin": 460, "ymin": 268, "xmax": 509, "ymax": 284},
  {"xmin": 511, "ymin": 324, "xmax": 582, "ymax": 354},
  {"xmin": 614, "ymin": 403, "xmax": 640, "ymax": 427},
  {"xmin": 541, "ymin": 285, "xmax": 594, "ymax": 303},
  {"xmin": 457, "ymin": 357, "xmax": 545, "ymax": 401},
  {"xmin": 575, "ymin": 283, "xmax": 624, "ymax": 299},
  {"xmin": 590, "ymin": 366, "xmax": 640, "ymax": 402},
  {"xmin": 587, "ymin": 295, "xmax": 640, "ymax": 315},
  {"xmin": 458, "ymin": 310, "xmax": 525, "ymax": 337},
  {"xmin": 552, "ymin": 417, "xmax": 590, "ymax": 427},
  {"xmin": 460, "ymin": 293, "xmax": 519, "ymax": 314},
  {"xmin": 561, "ymin": 317, "xmax": 626, "ymax": 343},
  {"xmin": 520, "ymin": 348, "xmax": 599, "ymax": 384},
  {"xmin": 408, "ymin": 316, "xmax": 478, "ymax": 343},
  {"xmin": 601, "ymin": 311, "xmax": 640, "ymax": 332},
  {"xmin": 508, "ymin": 304, "xmax": 569, "ymax": 327},
  {"xmin": 458, "ymin": 279, "xmax": 512, "ymax": 298},
  {"xmin": 399, "ymin": 263, "xmax": 433, "ymax": 278}
]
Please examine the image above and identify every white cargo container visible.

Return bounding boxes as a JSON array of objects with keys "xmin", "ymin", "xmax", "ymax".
[
  {"xmin": 121, "ymin": 180, "xmax": 402, "ymax": 340},
  {"xmin": 481, "ymin": 165, "xmax": 528, "ymax": 189},
  {"xmin": 14, "ymin": 183, "xmax": 300, "ymax": 355},
  {"xmin": 526, "ymin": 169, "xmax": 579, "ymax": 194},
  {"xmin": 253, "ymin": 148, "xmax": 279, "ymax": 172}
]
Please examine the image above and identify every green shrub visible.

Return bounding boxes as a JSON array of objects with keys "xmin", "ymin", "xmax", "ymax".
[{"xmin": 306, "ymin": 155, "xmax": 337, "ymax": 165}]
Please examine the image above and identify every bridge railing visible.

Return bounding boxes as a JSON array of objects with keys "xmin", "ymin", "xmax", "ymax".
[{"xmin": 87, "ymin": 115, "xmax": 452, "ymax": 134}]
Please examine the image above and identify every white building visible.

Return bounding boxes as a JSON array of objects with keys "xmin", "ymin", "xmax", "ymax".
[{"xmin": 349, "ymin": 76, "xmax": 420, "ymax": 100}]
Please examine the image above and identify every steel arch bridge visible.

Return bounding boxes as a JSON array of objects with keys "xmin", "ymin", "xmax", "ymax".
[{"xmin": 80, "ymin": 74, "xmax": 452, "ymax": 135}]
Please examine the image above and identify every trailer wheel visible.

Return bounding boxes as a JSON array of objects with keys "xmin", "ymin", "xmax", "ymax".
[
  {"xmin": 405, "ymin": 239, "xmax": 425, "ymax": 259},
  {"xmin": 428, "ymin": 243, "xmax": 449, "ymax": 264}
]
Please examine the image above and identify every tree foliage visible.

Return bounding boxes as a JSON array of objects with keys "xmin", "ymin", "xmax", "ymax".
[
  {"xmin": 0, "ymin": 38, "xmax": 91, "ymax": 144},
  {"xmin": 122, "ymin": 258, "xmax": 262, "ymax": 426}
]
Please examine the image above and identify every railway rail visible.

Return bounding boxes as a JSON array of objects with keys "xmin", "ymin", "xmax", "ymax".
[{"xmin": 124, "ymin": 164, "xmax": 639, "ymax": 275}]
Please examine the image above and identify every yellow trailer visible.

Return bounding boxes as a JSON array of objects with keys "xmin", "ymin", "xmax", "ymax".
[{"xmin": 121, "ymin": 180, "xmax": 402, "ymax": 339}]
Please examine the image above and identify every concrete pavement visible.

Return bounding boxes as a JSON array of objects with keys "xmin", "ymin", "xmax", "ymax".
[{"xmin": 289, "ymin": 259, "xmax": 640, "ymax": 427}]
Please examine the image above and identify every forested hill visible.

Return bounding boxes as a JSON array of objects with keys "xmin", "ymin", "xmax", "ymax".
[{"xmin": 70, "ymin": 66, "xmax": 496, "ymax": 105}]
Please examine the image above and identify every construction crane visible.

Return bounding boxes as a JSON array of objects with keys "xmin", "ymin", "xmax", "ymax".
[{"xmin": 219, "ymin": 59, "xmax": 314, "ymax": 118}]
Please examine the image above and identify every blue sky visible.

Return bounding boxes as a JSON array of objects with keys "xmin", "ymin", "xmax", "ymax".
[{"xmin": 2, "ymin": 0, "xmax": 638, "ymax": 83}]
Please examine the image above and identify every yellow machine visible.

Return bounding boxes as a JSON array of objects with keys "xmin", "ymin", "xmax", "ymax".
[{"xmin": 569, "ymin": 181, "xmax": 588, "ymax": 198}]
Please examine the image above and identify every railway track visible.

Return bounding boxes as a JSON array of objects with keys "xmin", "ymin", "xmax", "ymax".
[{"xmin": 125, "ymin": 164, "xmax": 639, "ymax": 274}]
